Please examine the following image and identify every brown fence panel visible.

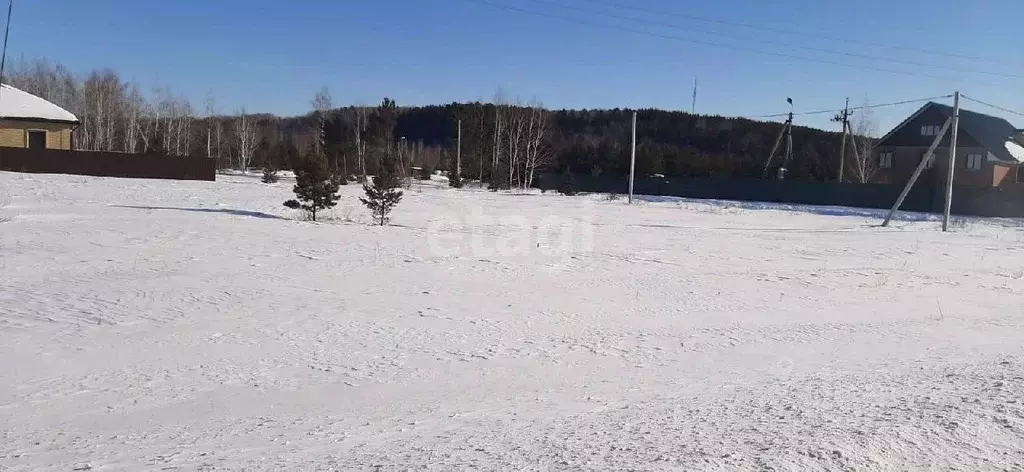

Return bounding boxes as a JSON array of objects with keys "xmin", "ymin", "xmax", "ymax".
[
  {"xmin": 0, "ymin": 147, "xmax": 216, "ymax": 181},
  {"xmin": 537, "ymin": 173, "xmax": 1024, "ymax": 218}
]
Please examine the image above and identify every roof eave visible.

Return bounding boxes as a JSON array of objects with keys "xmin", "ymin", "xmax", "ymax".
[{"xmin": 0, "ymin": 116, "xmax": 80, "ymax": 125}]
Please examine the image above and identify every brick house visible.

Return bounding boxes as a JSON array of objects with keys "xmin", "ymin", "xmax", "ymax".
[
  {"xmin": 874, "ymin": 101, "xmax": 1023, "ymax": 188},
  {"xmin": 0, "ymin": 84, "xmax": 78, "ymax": 150}
]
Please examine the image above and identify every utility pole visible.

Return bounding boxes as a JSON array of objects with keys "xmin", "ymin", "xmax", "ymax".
[
  {"xmin": 776, "ymin": 98, "xmax": 794, "ymax": 180},
  {"xmin": 628, "ymin": 111, "xmax": 637, "ymax": 204},
  {"xmin": 763, "ymin": 116, "xmax": 791, "ymax": 177},
  {"xmin": 882, "ymin": 117, "xmax": 953, "ymax": 227},
  {"xmin": 942, "ymin": 91, "xmax": 961, "ymax": 232},
  {"xmin": 832, "ymin": 97, "xmax": 851, "ymax": 183},
  {"xmin": 781, "ymin": 109, "xmax": 793, "ymax": 180},
  {"xmin": 456, "ymin": 119, "xmax": 462, "ymax": 180}
]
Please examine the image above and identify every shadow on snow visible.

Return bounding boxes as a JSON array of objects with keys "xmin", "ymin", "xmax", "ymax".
[{"xmin": 112, "ymin": 205, "xmax": 284, "ymax": 220}]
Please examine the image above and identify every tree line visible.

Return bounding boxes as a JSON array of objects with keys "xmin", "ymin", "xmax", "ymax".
[{"xmin": 7, "ymin": 58, "xmax": 879, "ymax": 185}]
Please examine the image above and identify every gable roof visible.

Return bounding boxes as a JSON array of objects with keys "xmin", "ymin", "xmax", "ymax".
[
  {"xmin": 0, "ymin": 84, "xmax": 78, "ymax": 124},
  {"xmin": 878, "ymin": 101, "xmax": 1021, "ymax": 164}
]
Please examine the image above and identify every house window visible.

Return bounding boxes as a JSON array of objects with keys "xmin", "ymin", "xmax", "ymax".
[
  {"xmin": 920, "ymin": 125, "xmax": 942, "ymax": 136},
  {"xmin": 966, "ymin": 154, "xmax": 984, "ymax": 170},
  {"xmin": 879, "ymin": 152, "xmax": 894, "ymax": 169},
  {"xmin": 27, "ymin": 130, "xmax": 46, "ymax": 149}
]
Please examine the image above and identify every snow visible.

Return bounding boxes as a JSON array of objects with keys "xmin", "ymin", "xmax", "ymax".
[
  {"xmin": 1006, "ymin": 140, "xmax": 1024, "ymax": 163},
  {"xmin": 2, "ymin": 171, "xmax": 1024, "ymax": 470},
  {"xmin": 0, "ymin": 84, "xmax": 78, "ymax": 122}
]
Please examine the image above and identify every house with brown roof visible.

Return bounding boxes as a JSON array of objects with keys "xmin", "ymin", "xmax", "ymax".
[
  {"xmin": 0, "ymin": 84, "xmax": 79, "ymax": 150},
  {"xmin": 873, "ymin": 102, "xmax": 1023, "ymax": 188}
]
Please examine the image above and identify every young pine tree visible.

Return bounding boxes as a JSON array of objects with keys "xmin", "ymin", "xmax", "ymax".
[
  {"xmin": 558, "ymin": 167, "xmax": 578, "ymax": 196},
  {"xmin": 261, "ymin": 161, "xmax": 279, "ymax": 184},
  {"xmin": 284, "ymin": 152, "xmax": 340, "ymax": 221},
  {"xmin": 448, "ymin": 167, "xmax": 463, "ymax": 188},
  {"xmin": 360, "ymin": 156, "xmax": 404, "ymax": 226}
]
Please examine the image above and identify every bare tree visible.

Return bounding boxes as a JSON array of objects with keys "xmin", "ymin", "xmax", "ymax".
[
  {"xmin": 236, "ymin": 108, "xmax": 258, "ymax": 172},
  {"xmin": 205, "ymin": 94, "xmax": 217, "ymax": 158},
  {"xmin": 848, "ymin": 102, "xmax": 879, "ymax": 184},
  {"xmin": 352, "ymin": 105, "xmax": 369, "ymax": 180},
  {"xmin": 311, "ymin": 86, "xmax": 332, "ymax": 156},
  {"xmin": 522, "ymin": 102, "xmax": 553, "ymax": 189},
  {"xmin": 123, "ymin": 82, "xmax": 143, "ymax": 153},
  {"xmin": 491, "ymin": 91, "xmax": 507, "ymax": 188}
]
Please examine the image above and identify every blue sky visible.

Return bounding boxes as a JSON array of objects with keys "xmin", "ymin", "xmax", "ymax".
[{"xmin": 10, "ymin": 0, "xmax": 1023, "ymax": 131}]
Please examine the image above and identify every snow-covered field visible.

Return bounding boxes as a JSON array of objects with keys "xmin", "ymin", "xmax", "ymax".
[{"xmin": 2, "ymin": 171, "xmax": 1024, "ymax": 471}]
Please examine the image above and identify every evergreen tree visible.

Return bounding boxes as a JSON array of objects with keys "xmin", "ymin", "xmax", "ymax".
[
  {"xmin": 359, "ymin": 97, "xmax": 404, "ymax": 226},
  {"xmin": 558, "ymin": 167, "xmax": 577, "ymax": 196},
  {"xmin": 360, "ymin": 154, "xmax": 404, "ymax": 226},
  {"xmin": 448, "ymin": 167, "xmax": 463, "ymax": 188},
  {"xmin": 261, "ymin": 161, "xmax": 279, "ymax": 184},
  {"xmin": 283, "ymin": 152, "xmax": 340, "ymax": 221}
]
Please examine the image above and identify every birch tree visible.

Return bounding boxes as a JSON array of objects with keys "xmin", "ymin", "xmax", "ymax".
[
  {"xmin": 311, "ymin": 86, "xmax": 332, "ymax": 156},
  {"xmin": 848, "ymin": 104, "xmax": 879, "ymax": 184},
  {"xmin": 236, "ymin": 108, "xmax": 258, "ymax": 172},
  {"xmin": 205, "ymin": 95, "xmax": 217, "ymax": 158}
]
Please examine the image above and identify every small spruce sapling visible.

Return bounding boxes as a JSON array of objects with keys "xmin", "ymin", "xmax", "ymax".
[
  {"xmin": 283, "ymin": 153, "xmax": 340, "ymax": 221},
  {"xmin": 262, "ymin": 161, "xmax": 279, "ymax": 184},
  {"xmin": 360, "ymin": 157, "xmax": 404, "ymax": 226},
  {"xmin": 448, "ymin": 167, "xmax": 463, "ymax": 188},
  {"xmin": 558, "ymin": 168, "xmax": 578, "ymax": 196}
]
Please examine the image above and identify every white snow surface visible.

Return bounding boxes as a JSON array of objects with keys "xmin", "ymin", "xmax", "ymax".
[
  {"xmin": 2, "ymin": 172, "xmax": 1024, "ymax": 471},
  {"xmin": 1006, "ymin": 140, "xmax": 1024, "ymax": 163},
  {"xmin": 0, "ymin": 84, "xmax": 78, "ymax": 122}
]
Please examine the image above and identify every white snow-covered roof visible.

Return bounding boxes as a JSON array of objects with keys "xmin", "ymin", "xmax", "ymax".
[
  {"xmin": 1005, "ymin": 140, "xmax": 1024, "ymax": 163},
  {"xmin": 0, "ymin": 84, "xmax": 78, "ymax": 123}
]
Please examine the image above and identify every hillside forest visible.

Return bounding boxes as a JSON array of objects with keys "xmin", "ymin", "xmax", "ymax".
[{"xmin": 7, "ymin": 58, "xmax": 878, "ymax": 187}]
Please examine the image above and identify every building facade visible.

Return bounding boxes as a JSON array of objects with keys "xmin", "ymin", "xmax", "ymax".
[
  {"xmin": 0, "ymin": 84, "xmax": 78, "ymax": 150},
  {"xmin": 874, "ymin": 102, "xmax": 1022, "ymax": 188}
]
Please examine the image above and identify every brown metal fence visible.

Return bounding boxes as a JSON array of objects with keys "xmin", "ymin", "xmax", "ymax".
[{"xmin": 0, "ymin": 147, "xmax": 216, "ymax": 181}]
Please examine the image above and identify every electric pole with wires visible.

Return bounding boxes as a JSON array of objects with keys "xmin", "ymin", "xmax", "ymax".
[
  {"xmin": 832, "ymin": 97, "xmax": 851, "ymax": 182},
  {"xmin": 764, "ymin": 98, "xmax": 795, "ymax": 180}
]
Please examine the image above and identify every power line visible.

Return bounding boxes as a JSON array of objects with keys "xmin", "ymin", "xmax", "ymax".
[
  {"xmin": 750, "ymin": 95, "xmax": 953, "ymax": 119},
  {"xmin": 464, "ymin": 0, "xmax": 1008, "ymax": 87},
  {"xmin": 960, "ymin": 95, "xmax": 1024, "ymax": 119},
  {"xmin": 524, "ymin": 0, "xmax": 1024, "ymax": 80},
  {"xmin": 572, "ymin": 0, "xmax": 1002, "ymax": 65}
]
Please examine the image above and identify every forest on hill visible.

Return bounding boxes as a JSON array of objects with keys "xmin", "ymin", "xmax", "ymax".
[{"xmin": 8, "ymin": 58, "xmax": 872, "ymax": 186}]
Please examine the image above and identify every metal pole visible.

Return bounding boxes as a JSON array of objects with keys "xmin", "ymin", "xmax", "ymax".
[
  {"xmin": 628, "ymin": 111, "xmax": 637, "ymax": 204},
  {"xmin": 942, "ymin": 91, "xmax": 960, "ymax": 232},
  {"xmin": 882, "ymin": 117, "xmax": 952, "ymax": 227},
  {"xmin": 838, "ymin": 97, "xmax": 849, "ymax": 183}
]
